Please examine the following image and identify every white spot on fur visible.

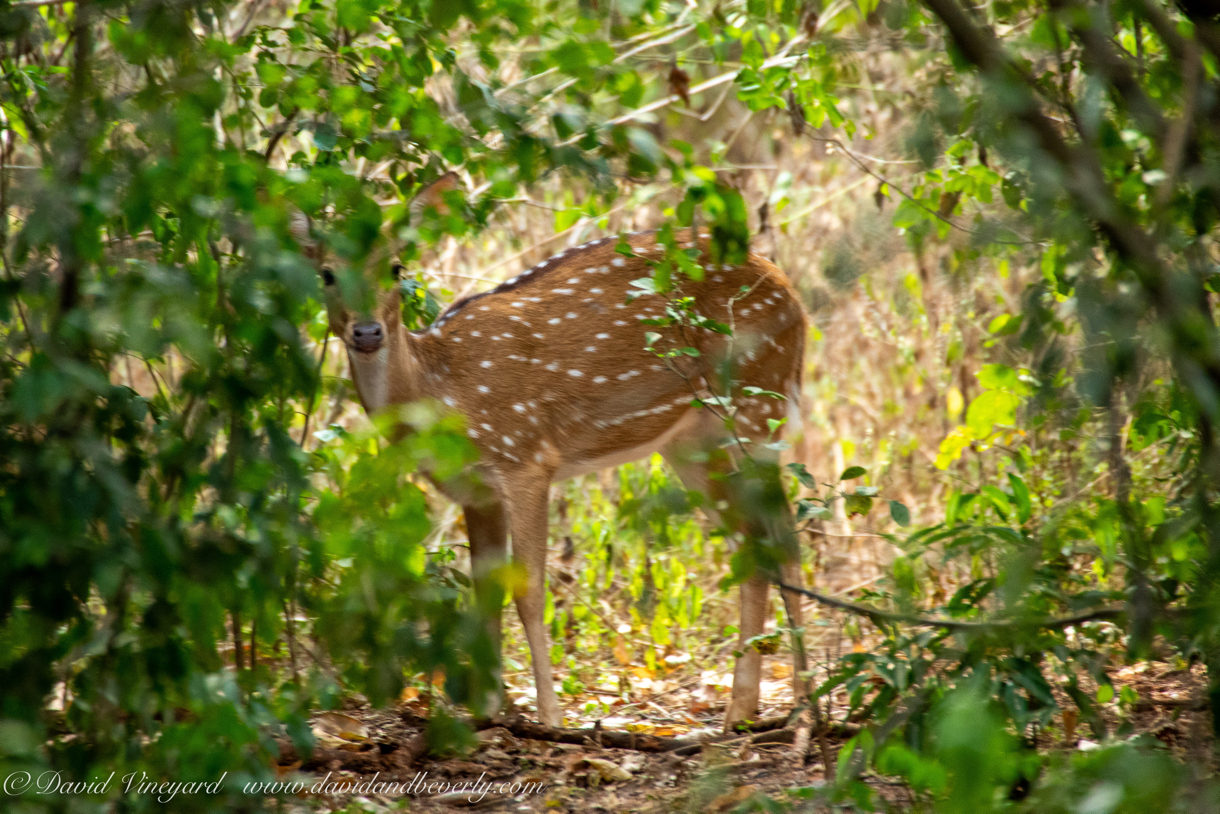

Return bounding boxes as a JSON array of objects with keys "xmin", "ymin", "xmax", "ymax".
[
  {"xmin": 533, "ymin": 332, "xmax": 545, "ymax": 339},
  {"xmin": 611, "ymin": 258, "xmax": 625, "ymax": 267},
  {"xmin": 593, "ymin": 376, "xmax": 608, "ymax": 384},
  {"xmin": 552, "ymin": 289, "xmax": 574, "ymax": 295},
  {"xmin": 481, "ymin": 360, "xmax": 493, "ymax": 368},
  {"xmin": 568, "ymin": 369, "xmax": 583, "ymax": 377},
  {"xmin": 596, "ymin": 332, "xmax": 611, "ymax": 339},
  {"xmin": 585, "ymin": 346, "xmax": 597, "ymax": 352},
  {"xmin": 548, "ymin": 318, "xmax": 561, "ymax": 325},
  {"xmin": 591, "ymin": 288, "xmax": 603, "ymax": 294},
  {"xmin": 513, "ymin": 404, "xmax": 526, "ymax": 413},
  {"xmin": 545, "ymin": 362, "xmax": 559, "ymax": 372},
  {"xmin": 471, "ymin": 331, "xmax": 482, "ymax": 337},
  {"xmin": 566, "ymin": 312, "xmax": 577, "ymax": 319},
  {"xmin": 478, "ymin": 385, "xmax": 490, "ymax": 394},
  {"xmin": 502, "ymin": 435, "xmax": 514, "ymax": 446}
]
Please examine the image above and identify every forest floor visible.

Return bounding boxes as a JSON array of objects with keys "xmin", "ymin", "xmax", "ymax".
[{"xmin": 275, "ymin": 655, "xmax": 1212, "ymax": 813}]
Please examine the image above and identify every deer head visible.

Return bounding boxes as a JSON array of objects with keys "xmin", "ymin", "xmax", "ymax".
[{"xmin": 302, "ymin": 172, "xmax": 461, "ymax": 412}]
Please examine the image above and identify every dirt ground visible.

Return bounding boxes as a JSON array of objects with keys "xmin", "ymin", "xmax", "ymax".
[{"xmin": 272, "ymin": 658, "xmax": 1212, "ymax": 813}]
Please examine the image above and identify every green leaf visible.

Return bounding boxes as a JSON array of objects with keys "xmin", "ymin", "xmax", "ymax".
[
  {"xmin": 976, "ymin": 364, "xmax": 1019, "ymax": 391},
  {"xmin": 889, "ymin": 500, "xmax": 911, "ymax": 527},
  {"xmin": 840, "ymin": 466, "xmax": 867, "ymax": 481},
  {"xmin": 844, "ymin": 494, "xmax": 873, "ymax": 517},
  {"xmin": 965, "ymin": 390, "xmax": 1020, "ymax": 436},
  {"xmin": 797, "ymin": 499, "xmax": 832, "ymax": 522},
  {"xmin": 1007, "ymin": 474, "xmax": 1031, "ymax": 524},
  {"xmin": 787, "ymin": 462, "xmax": 817, "ymax": 489},
  {"xmin": 743, "ymin": 386, "xmax": 785, "ymax": 399},
  {"xmin": 554, "ymin": 208, "xmax": 582, "ymax": 232}
]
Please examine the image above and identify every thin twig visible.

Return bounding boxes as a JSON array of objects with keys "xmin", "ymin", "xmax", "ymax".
[
  {"xmin": 776, "ymin": 580, "xmax": 1125, "ymax": 632},
  {"xmin": 558, "ymin": 35, "xmax": 808, "ymax": 147},
  {"xmin": 299, "ymin": 329, "xmax": 331, "ymax": 448}
]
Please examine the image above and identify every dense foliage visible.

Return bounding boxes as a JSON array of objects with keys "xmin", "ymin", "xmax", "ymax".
[{"xmin": 4, "ymin": 0, "xmax": 1220, "ymax": 810}]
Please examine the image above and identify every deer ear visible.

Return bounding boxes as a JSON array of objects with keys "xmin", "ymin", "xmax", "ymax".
[
  {"xmin": 290, "ymin": 210, "xmax": 320, "ymax": 260},
  {"xmin": 410, "ymin": 171, "xmax": 461, "ymax": 218}
]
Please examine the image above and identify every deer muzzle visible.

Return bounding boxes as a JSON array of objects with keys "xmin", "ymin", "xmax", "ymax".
[{"xmin": 351, "ymin": 321, "xmax": 384, "ymax": 353}]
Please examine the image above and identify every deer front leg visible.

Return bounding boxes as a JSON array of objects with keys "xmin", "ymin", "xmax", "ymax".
[
  {"xmin": 465, "ymin": 501, "xmax": 509, "ymax": 718},
  {"xmin": 507, "ymin": 480, "xmax": 563, "ymax": 727},
  {"xmin": 726, "ymin": 572, "xmax": 769, "ymax": 726}
]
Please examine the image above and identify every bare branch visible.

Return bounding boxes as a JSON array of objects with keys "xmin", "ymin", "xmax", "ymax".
[{"xmin": 776, "ymin": 580, "xmax": 1126, "ymax": 632}]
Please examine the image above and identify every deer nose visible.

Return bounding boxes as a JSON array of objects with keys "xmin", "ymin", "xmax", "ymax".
[{"xmin": 352, "ymin": 321, "xmax": 384, "ymax": 353}]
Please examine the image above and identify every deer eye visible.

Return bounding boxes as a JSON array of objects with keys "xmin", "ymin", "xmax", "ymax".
[
  {"xmin": 322, "ymin": 268, "xmax": 335, "ymax": 286},
  {"xmin": 392, "ymin": 263, "xmax": 404, "ymax": 280}
]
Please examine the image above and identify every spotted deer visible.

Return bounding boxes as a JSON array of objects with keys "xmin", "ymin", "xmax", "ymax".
[{"xmin": 316, "ymin": 176, "xmax": 810, "ymax": 728}]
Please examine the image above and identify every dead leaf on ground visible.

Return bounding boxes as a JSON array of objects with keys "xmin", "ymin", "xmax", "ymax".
[
  {"xmin": 614, "ymin": 636, "xmax": 632, "ymax": 665},
  {"xmin": 581, "ymin": 757, "xmax": 633, "ymax": 784},
  {"xmin": 710, "ymin": 784, "xmax": 759, "ymax": 812},
  {"xmin": 312, "ymin": 711, "xmax": 368, "ymax": 743}
]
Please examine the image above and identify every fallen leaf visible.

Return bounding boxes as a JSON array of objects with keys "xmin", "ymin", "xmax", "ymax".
[
  {"xmin": 770, "ymin": 662, "xmax": 793, "ymax": 680},
  {"xmin": 312, "ymin": 711, "xmax": 368, "ymax": 743},
  {"xmin": 614, "ymin": 636, "xmax": 632, "ymax": 666},
  {"xmin": 711, "ymin": 784, "xmax": 758, "ymax": 812},
  {"xmin": 582, "ymin": 757, "xmax": 633, "ymax": 783}
]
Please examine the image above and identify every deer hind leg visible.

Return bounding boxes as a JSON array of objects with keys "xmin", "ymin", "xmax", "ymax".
[
  {"xmin": 505, "ymin": 475, "xmax": 563, "ymax": 727},
  {"xmin": 664, "ymin": 424, "xmax": 808, "ymax": 726},
  {"xmin": 465, "ymin": 501, "xmax": 509, "ymax": 718}
]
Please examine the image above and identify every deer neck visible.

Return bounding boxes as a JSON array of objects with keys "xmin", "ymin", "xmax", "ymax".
[{"xmin": 346, "ymin": 322, "xmax": 427, "ymax": 415}]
